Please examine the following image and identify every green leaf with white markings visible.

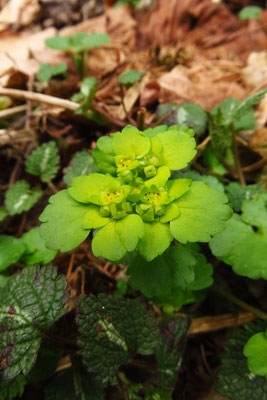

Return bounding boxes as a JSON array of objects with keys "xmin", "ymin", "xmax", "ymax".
[
  {"xmin": 5, "ymin": 180, "xmax": 42, "ymax": 215},
  {"xmin": 0, "ymin": 264, "xmax": 67, "ymax": 380},
  {"xmin": 63, "ymin": 150, "xmax": 98, "ymax": 186},
  {"xmin": 25, "ymin": 141, "xmax": 60, "ymax": 182},
  {"xmin": 77, "ymin": 294, "xmax": 159, "ymax": 384}
]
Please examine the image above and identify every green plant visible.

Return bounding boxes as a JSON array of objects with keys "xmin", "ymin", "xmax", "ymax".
[
  {"xmin": 39, "ymin": 125, "xmax": 231, "ymax": 261},
  {"xmin": 45, "ymin": 32, "xmax": 110, "ymax": 78},
  {"xmin": 37, "ymin": 63, "xmax": 67, "ymax": 83},
  {"xmin": 114, "ymin": 0, "xmax": 142, "ymax": 7},
  {"xmin": 238, "ymin": 6, "xmax": 262, "ymax": 20}
]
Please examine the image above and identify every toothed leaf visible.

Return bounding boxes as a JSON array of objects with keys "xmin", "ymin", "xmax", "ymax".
[{"xmin": 0, "ymin": 264, "xmax": 67, "ymax": 380}]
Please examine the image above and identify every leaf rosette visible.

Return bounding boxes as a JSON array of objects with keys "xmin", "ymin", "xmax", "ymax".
[{"xmin": 40, "ymin": 125, "xmax": 231, "ymax": 262}]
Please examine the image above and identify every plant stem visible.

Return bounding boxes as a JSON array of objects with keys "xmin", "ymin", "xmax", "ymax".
[
  {"xmin": 233, "ymin": 135, "xmax": 246, "ymax": 185},
  {"xmin": 137, "ymin": 107, "xmax": 146, "ymax": 130},
  {"xmin": 212, "ymin": 285, "xmax": 267, "ymax": 320}
]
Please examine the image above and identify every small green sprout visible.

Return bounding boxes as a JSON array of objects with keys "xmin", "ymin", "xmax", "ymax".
[
  {"xmin": 118, "ymin": 69, "xmax": 145, "ymax": 87},
  {"xmin": 37, "ymin": 62, "xmax": 67, "ymax": 83},
  {"xmin": 238, "ymin": 6, "xmax": 262, "ymax": 20},
  {"xmin": 45, "ymin": 32, "xmax": 110, "ymax": 78},
  {"xmin": 40, "ymin": 125, "xmax": 231, "ymax": 262}
]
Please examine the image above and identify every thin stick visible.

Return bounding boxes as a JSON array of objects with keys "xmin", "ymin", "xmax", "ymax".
[
  {"xmin": 196, "ymin": 136, "xmax": 211, "ymax": 152},
  {"xmin": 137, "ymin": 107, "xmax": 146, "ymax": 130},
  {"xmin": 242, "ymin": 158, "xmax": 267, "ymax": 173},
  {"xmin": 0, "ymin": 88, "xmax": 78, "ymax": 111},
  {"xmin": 0, "ymin": 105, "xmax": 27, "ymax": 119},
  {"xmin": 189, "ymin": 312, "xmax": 256, "ymax": 334}
]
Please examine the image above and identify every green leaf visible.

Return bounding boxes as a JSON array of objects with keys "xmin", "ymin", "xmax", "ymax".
[
  {"xmin": 83, "ymin": 205, "xmax": 110, "ymax": 229},
  {"xmin": 118, "ymin": 69, "xmax": 144, "ymax": 87},
  {"xmin": 45, "ymin": 368, "xmax": 106, "ymax": 400},
  {"xmin": 157, "ymin": 102, "xmax": 207, "ymax": 136},
  {"xmin": 203, "ymin": 146, "xmax": 227, "ymax": 175},
  {"xmin": 0, "ymin": 264, "xmax": 67, "ymax": 380},
  {"xmin": 170, "ymin": 181, "xmax": 231, "ymax": 243},
  {"xmin": 115, "ymin": 214, "xmax": 144, "ymax": 252},
  {"xmin": 25, "ymin": 141, "xmax": 60, "ymax": 182},
  {"xmin": 226, "ymin": 182, "xmax": 264, "ymax": 212},
  {"xmin": 74, "ymin": 77, "xmax": 98, "ymax": 115},
  {"xmin": 209, "ymin": 90, "xmax": 267, "ymax": 162},
  {"xmin": 63, "ymin": 149, "xmax": 98, "ymax": 187},
  {"xmin": 20, "ymin": 227, "xmax": 57, "ymax": 264},
  {"xmin": 92, "ymin": 136, "xmax": 117, "ymax": 174},
  {"xmin": 114, "ymin": 0, "xmax": 141, "ymax": 7},
  {"xmin": 210, "ymin": 194, "xmax": 267, "ymax": 279},
  {"xmin": 0, "ymin": 96, "xmax": 12, "ymax": 110},
  {"xmin": 174, "ymin": 170, "xmax": 224, "ymax": 193},
  {"xmin": 37, "ymin": 62, "xmax": 67, "ymax": 82},
  {"xmin": 127, "ymin": 244, "xmax": 213, "ymax": 306},
  {"xmin": 0, "ymin": 374, "xmax": 26, "ymax": 400},
  {"xmin": 155, "ymin": 318, "xmax": 188, "ymax": 388},
  {"xmin": 5, "ymin": 180, "xmax": 42, "ymax": 215},
  {"xmin": 92, "ymin": 221, "xmax": 126, "ymax": 261},
  {"xmin": 0, "ymin": 207, "xmax": 7, "ymax": 222},
  {"xmin": 244, "ymin": 332, "xmax": 267, "ymax": 377},
  {"xmin": 238, "ymin": 6, "xmax": 262, "ymax": 20},
  {"xmin": 0, "ymin": 235, "xmax": 25, "ymax": 271},
  {"xmin": 156, "ymin": 128, "xmax": 196, "ymax": 170},
  {"xmin": 77, "ymin": 294, "xmax": 159, "ymax": 384},
  {"xmin": 137, "ymin": 222, "xmax": 173, "ymax": 261},
  {"xmin": 71, "ymin": 32, "xmax": 110, "ymax": 52},
  {"xmin": 0, "ymin": 272, "xmax": 9, "ymax": 288},
  {"xmin": 68, "ymin": 174, "xmax": 122, "ymax": 205},
  {"xmin": 112, "ymin": 125, "xmax": 151, "ymax": 158},
  {"xmin": 40, "ymin": 190, "xmax": 91, "ymax": 252},
  {"xmin": 45, "ymin": 36, "xmax": 71, "ymax": 51},
  {"xmin": 216, "ymin": 322, "xmax": 267, "ymax": 400}
]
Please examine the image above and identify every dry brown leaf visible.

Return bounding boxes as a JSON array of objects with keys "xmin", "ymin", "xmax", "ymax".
[
  {"xmin": 106, "ymin": 4, "xmax": 137, "ymax": 48},
  {"xmin": 249, "ymin": 128, "xmax": 267, "ymax": 158},
  {"xmin": 157, "ymin": 63, "xmax": 245, "ymax": 109},
  {"xmin": 117, "ymin": 83, "xmax": 141, "ymax": 119},
  {"xmin": 0, "ymin": 0, "xmax": 40, "ymax": 32}
]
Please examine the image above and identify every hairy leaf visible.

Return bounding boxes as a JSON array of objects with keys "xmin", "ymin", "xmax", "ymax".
[
  {"xmin": 5, "ymin": 180, "xmax": 42, "ymax": 215},
  {"xmin": 216, "ymin": 322, "xmax": 267, "ymax": 400},
  {"xmin": 77, "ymin": 294, "xmax": 159, "ymax": 384},
  {"xmin": 63, "ymin": 150, "xmax": 98, "ymax": 186},
  {"xmin": 45, "ymin": 368, "xmax": 105, "ymax": 400},
  {"xmin": 155, "ymin": 318, "xmax": 188, "ymax": 389},
  {"xmin": 0, "ymin": 374, "xmax": 26, "ymax": 400},
  {"xmin": 0, "ymin": 264, "xmax": 67, "ymax": 379},
  {"xmin": 25, "ymin": 141, "xmax": 60, "ymax": 182},
  {"xmin": 226, "ymin": 182, "xmax": 264, "ymax": 212},
  {"xmin": 0, "ymin": 235, "xmax": 25, "ymax": 271}
]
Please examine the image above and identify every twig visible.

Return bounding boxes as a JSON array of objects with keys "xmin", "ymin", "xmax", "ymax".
[
  {"xmin": 137, "ymin": 107, "xmax": 146, "ymax": 130},
  {"xmin": 188, "ymin": 312, "xmax": 256, "ymax": 334},
  {"xmin": 196, "ymin": 136, "xmax": 211, "ymax": 152},
  {"xmin": 0, "ymin": 88, "xmax": 78, "ymax": 111},
  {"xmin": 242, "ymin": 158, "xmax": 267, "ymax": 173},
  {"xmin": 0, "ymin": 105, "xmax": 27, "ymax": 119},
  {"xmin": 212, "ymin": 285, "xmax": 267, "ymax": 320},
  {"xmin": 233, "ymin": 136, "xmax": 246, "ymax": 186}
]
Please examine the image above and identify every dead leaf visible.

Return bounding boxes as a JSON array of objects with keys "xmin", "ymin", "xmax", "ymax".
[
  {"xmin": 0, "ymin": 0, "xmax": 40, "ymax": 32},
  {"xmin": 249, "ymin": 128, "xmax": 267, "ymax": 158}
]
